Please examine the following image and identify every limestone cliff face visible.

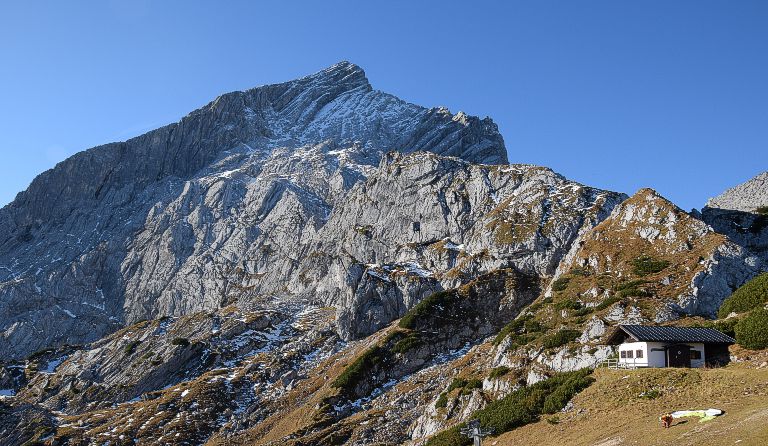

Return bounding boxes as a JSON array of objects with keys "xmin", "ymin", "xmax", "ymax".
[
  {"xmin": 701, "ymin": 171, "xmax": 768, "ymax": 265},
  {"xmin": 300, "ymin": 152, "xmax": 626, "ymax": 339},
  {"xmin": 0, "ymin": 62, "xmax": 508, "ymax": 360},
  {"xmin": 706, "ymin": 171, "xmax": 768, "ymax": 213}
]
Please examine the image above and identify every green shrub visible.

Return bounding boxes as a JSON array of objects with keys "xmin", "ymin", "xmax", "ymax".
[
  {"xmin": 331, "ymin": 346, "xmax": 385, "ymax": 393},
  {"xmin": 615, "ymin": 280, "xmax": 651, "ymax": 298},
  {"xmin": 488, "ymin": 366, "xmax": 511, "ymax": 379},
  {"xmin": 425, "ymin": 426, "xmax": 467, "ymax": 446},
  {"xmin": 542, "ymin": 329, "xmax": 580, "ymax": 349},
  {"xmin": 123, "ymin": 340, "xmax": 142, "ymax": 355},
  {"xmin": 617, "ymin": 288, "xmax": 651, "ymax": 298},
  {"xmin": 399, "ymin": 290, "xmax": 457, "ymax": 329},
  {"xmin": 542, "ymin": 373, "xmax": 594, "ymax": 413},
  {"xmin": 447, "ymin": 377, "xmax": 468, "ymax": 393},
  {"xmin": 735, "ymin": 309, "xmax": 768, "ymax": 349},
  {"xmin": 460, "ymin": 379, "xmax": 483, "ymax": 396},
  {"xmin": 756, "ymin": 206, "xmax": 768, "ymax": 216},
  {"xmin": 509, "ymin": 334, "xmax": 537, "ymax": 348},
  {"xmin": 631, "ymin": 256, "xmax": 670, "ymax": 276},
  {"xmin": 493, "ymin": 317, "xmax": 542, "ymax": 347},
  {"xmin": 524, "ymin": 319, "xmax": 543, "ymax": 333},
  {"xmin": 595, "ymin": 296, "xmax": 621, "ymax": 311},
  {"xmin": 435, "ymin": 392, "xmax": 448, "ymax": 408},
  {"xmin": 555, "ymin": 299, "xmax": 582, "ymax": 311},
  {"xmin": 171, "ymin": 337, "xmax": 190, "ymax": 347},
  {"xmin": 546, "ymin": 415, "xmax": 560, "ymax": 424},
  {"xmin": 570, "ymin": 266, "xmax": 592, "ymax": 277},
  {"xmin": 718, "ymin": 273, "xmax": 768, "ymax": 317},
  {"xmin": 493, "ymin": 317, "xmax": 527, "ymax": 345},
  {"xmin": 391, "ymin": 332, "xmax": 423, "ymax": 354},
  {"xmin": 573, "ymin": 307, "xmax": 593, "ymax": 317},
  {"xmin": 712, "ymin": 318, "xmax": 739, "ymax": 338},
  {"xmin": 426, "ymin": 370, "xmax": 594, "ymax": 446},
  {"xmin": 551, "ymin": 277, "xmax": 570, "ymax": 292},
  {"xmin": 444, "ymin": 377, "xmax": 483, "ymax": 396},
  {"xmin": 693, "ymin": 318, "xmax": 739, "ymax": 338}
]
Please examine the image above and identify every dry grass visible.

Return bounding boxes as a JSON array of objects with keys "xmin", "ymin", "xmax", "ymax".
[{"xmin": 491, "ymin": 364, "xmax": 768, "ymax": 446}]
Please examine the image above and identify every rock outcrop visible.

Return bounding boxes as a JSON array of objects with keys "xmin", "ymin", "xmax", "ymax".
[
  {"xmin": 0, "ymin": 61, "xmax": 508, "ymax": 361},
  {"xmin": 705, "ymin": 171, "xmax": 768, "ymax": 213},
  {"xmin": 552, "ymin": 188, "xmax": 761, "ymax": 319}
]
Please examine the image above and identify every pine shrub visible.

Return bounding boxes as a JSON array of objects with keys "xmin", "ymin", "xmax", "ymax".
[
  {"xmin": 631, "ymin": 255, "xmax": 670, "ymax": 276},
  {"xmin": 718, "ymin": 273, "xmax": 768, "ymax": 317},
  {"xmin": 542, "ymin": 329, "xmax": 580, "ymax": 349},
  {"xmin": 735, "ymin": 309, "xmax": 768, "ymax": 350}
]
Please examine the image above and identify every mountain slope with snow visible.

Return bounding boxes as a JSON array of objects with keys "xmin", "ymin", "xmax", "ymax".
[{"xmin": 0, "ymin": 62, "xmax": 507, "ymax": 360}]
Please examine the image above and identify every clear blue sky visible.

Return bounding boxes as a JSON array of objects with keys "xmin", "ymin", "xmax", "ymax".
[{"xmin": 1, "ymin": 1, "xmax": 766, "ymax": 210}]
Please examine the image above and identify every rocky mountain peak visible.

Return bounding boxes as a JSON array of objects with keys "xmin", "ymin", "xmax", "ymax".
[
  {"xmin": 706, "ymin": 171, "xmax": 768, "ymax": 213},
  {"xmin": 0, "ymin": 62, "xmax": 511, "ymax": 361}
]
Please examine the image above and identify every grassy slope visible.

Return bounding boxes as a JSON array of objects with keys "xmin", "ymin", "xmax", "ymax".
[{"xmin": 492, "ymin": 362, "xmax": 768, "ymax": 446}]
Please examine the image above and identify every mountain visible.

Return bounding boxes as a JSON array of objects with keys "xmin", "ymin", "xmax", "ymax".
[
  {"xmin": 0, "ymin": 61, "xmax": 507, "ymax": 361},
  {"xmin": 0, "ymin": 62, "xmax": 765, "ymax": 446},
  {"xmin": 705, "ymin": 171, "xmax": 768, "ymax": 213},
  {"xmin": 701, "ymin": 171, "xmax": 768, "ymax": 265}
]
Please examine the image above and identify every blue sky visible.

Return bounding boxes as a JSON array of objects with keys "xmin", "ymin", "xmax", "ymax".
[{"xmin": 1, "ymin": 1, "xmax": 766, "ymax": 210}]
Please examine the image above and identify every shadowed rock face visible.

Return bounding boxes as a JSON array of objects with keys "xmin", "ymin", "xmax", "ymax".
[{"xmin": 0, "ymin": 62, "xmax": 509, "ymax": 361}]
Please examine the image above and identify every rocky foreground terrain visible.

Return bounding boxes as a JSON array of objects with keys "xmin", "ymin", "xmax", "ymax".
[{"xmin": 0, "ymin": 62, "xmax": 766, "ymax": 445}]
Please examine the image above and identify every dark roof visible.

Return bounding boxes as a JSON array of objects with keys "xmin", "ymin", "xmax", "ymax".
[{"xmin": 606, "ymin": 325, "xmax": 736, "ymax": 345}]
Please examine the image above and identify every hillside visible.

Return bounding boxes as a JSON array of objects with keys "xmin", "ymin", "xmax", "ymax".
[
  {"xmin": 1, "ymin": 62, "xmax": 767, "ymax": 446},
  {"xmin": 494, "ymin": 356, "xmax": 768, "ymax": 446}
]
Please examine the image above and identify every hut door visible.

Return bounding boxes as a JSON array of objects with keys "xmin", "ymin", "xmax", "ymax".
[{"xmin": 668, "ymin": 344, "xmax": 691, "ymax": 368}]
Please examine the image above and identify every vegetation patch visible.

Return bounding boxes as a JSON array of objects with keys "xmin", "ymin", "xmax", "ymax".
[
  {"xmin": 444, "ymin": 377, "xmax": 483, "ymax": 396},
  {"xmin": 551, "ymin": 277, "xmax": 570, "ymax": 292},
  {"xmin": 569, "ymin": 266, "xmax": 592, "ymax": 277},
  {"xmin": 555, "ymin": 299, "xmax": 582, "ymax": 311},
  {"xmin": 756, "ymin": 206, "xmax": 768, "ymax": 216},
  {"xmin": 488, "ymin": 366, "xmax": 511, "ymax": 379},
  {"xmin": 735, "ymin": 309, "xmax": 768, "ymax": 350},
  {"xmin": 399, "ymin": 290, "xmax": 458, "ymax": 330},
  {"xmin": 123, "ymin": 340, "xmax": 142, "ymax": 355},
  {"xmin": 493, "ymin": 316, "xmax": 542, "ymax": 346},
  {"xmin": 391, "ymin": 331, "xmax": 423, "ymax": 354},
  {"xmin": 594, "ymin": 296, "xmax": 621, "ymax": 311},
  {"xmin": 615, "ymin": 280, "xmax": 651, "ymax": 298},
  {"xmin": 693, "ymin": 318, "xmax": 739, "ymax": 338},
  {"xmin": 425, "ymin": 370, "xmax": 594, "ymax": 446},
  {"xmin": 542, "ymin": 329, "xmax": 581, "ymax": 349},
  {"xmin": 718, "ymin": 273, "xmax": 768, "ymax": 317},
  {"xmin": 573, "ymin": 307, "xmax": 593, "ymax": 317},
  {"xmin": 331, "ymin": 346, "xmax": 385, "ymax": 395},
  {"xmin": 631, "ymin": 255, "xmax": 670, "ymax": 276}
]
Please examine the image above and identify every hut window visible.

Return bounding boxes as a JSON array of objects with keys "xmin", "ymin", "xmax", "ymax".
[
  {"xmin": 412, "ymin": 222, "xmax": 420, "ymax": 232},
  {"xmin": 626, "ymin": 350, "xmax": 634, "ymax": 359},
  {"xmin": 690, "ymin": 350, "xmax": 702, "ymax": 360},
  {"xmin": 620, "ymin": 351, "xmax": 627, "ymax": 359},
  {"xmin": 636, "ymin": 349, "xmax": 643, "ymax": 358}
]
